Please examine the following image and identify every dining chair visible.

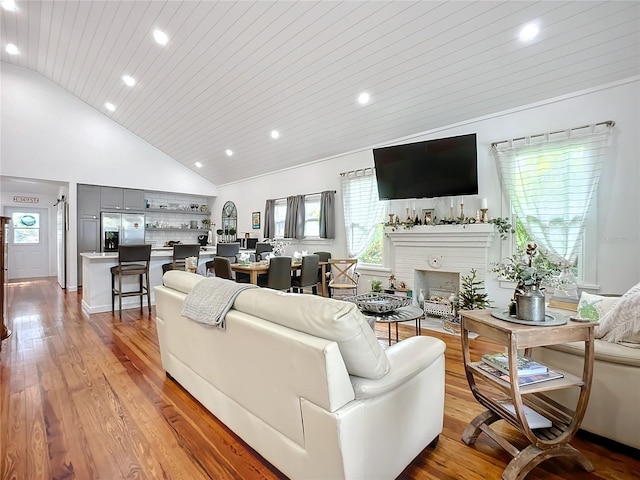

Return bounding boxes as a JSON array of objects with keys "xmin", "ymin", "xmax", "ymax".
[
  {"xmin": 328, "ymin": 258, "xmax": 359, "ymax": 299},
  {"xmin": 110, "ymin": 244, "xmax": 152, "ymax": 318},
  {"xmin": 291, "ymin": 254, "xmax": 320, "ymax": 295},
  {"xmin": 162, "ymin": 244, "xmax": 201, "ymax": 274},
  {"xmin": 216, "ymin": 242, "xmax": 241, "ymax": 263},
  {"xmin": 254, "ymin": 242, "xmax": 273, "ymax": 261},
  {"xmin": 314, "ymin": 251, "xmax": 332, "ymax": 285},
  {"xmin": 204, "ymin": 256, "xmax": 235, "ymax": 280},
  {"xmin": 259, "ymin": 256, "xmax": 292, "ymax": 291}
]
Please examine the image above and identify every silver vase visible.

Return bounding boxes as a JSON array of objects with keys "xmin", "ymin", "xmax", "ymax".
[{"xmin": 515, "ymin": 284, "xmax": 546, "ymax": 322}]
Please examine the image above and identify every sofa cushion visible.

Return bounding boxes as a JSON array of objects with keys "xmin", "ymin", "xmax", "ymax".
[
  {"xmin": 543, "ymin": 339, "xmax": 640, "ymax": 368},
  {"xmin": 233, "ymin": 288, "xmax": 390, "ymax": 379},
  {"xmin": 597, "ymin": 281, "xmax": 640, "ymax": 343},
  {"xmin": 163, "ymin": 270, "xmax": 206, "ymax": 294},
  {"xmin": 576, "ymin": 291, "xmax": 619, "ymax": 323}
]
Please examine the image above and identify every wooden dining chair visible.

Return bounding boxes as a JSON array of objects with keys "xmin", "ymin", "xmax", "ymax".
[{"xmin": 328, "ymin": 258, "xmax": 359, "ymax": 298}]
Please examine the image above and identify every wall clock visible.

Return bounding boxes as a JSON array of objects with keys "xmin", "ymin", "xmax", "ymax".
[{"xmin": 428, "ymin": 254, "xmax": 443, "ymax": 269}]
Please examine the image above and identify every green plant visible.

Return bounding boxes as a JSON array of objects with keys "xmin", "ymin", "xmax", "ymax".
[
  {"xmin": 489, "ymin": 217, "xmax": 515, "ymax": 240},
  {"xmin": 491, "ymin": 243, "xmax": 565, "ymax": 289},
  {"xmin": 229, "ymin": 227, "xmax": 236, "ymax": 236},
  {"xmin": 201, "ymin": 218, "xmax": 211, "ymax": 227},
  {"xmin": 370, "ymin": 278, "xmax": 383, "ymax": 293},
  {"xmin": 458, "ymin": 268, "xmax": 491, "ymax": 310}
]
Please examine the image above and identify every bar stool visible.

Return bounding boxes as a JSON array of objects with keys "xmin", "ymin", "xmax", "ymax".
[
  {"xmin": 111, "ymin": 244, "xmax": 152, "ymax": 318},
  {"xmin": 162, "ymin": 244, "xmax": 201, "ymax": 274}
]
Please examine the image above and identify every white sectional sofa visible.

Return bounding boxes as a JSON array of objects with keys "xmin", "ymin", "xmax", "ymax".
[
  {"xmin": 533, "ymin": 336, "xmax": 640, "ymax": 450},
  {"xmin": 154, "ymin": 270, "xmax": 446, "ymax": 480}
]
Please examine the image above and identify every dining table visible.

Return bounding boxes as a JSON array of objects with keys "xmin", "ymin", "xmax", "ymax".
[{"xmin": 230, "ymin": 260, "xmax": 330, "ymax": 297}]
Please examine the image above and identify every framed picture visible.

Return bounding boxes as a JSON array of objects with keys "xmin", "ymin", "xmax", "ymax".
[
  {"xmin": 252, "ymin": 212, "xmax": 261, "ymax": 229},
  {"xmin": 421, "ymin": 208, "xmax": 435, "ymax": 224}
]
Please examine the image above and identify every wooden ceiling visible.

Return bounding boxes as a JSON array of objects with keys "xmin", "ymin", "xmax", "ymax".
[{"xmin": 1, "ymin": 1, "xmax": 639, "ymax": 185}]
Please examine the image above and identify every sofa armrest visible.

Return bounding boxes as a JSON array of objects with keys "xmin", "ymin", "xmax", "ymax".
[{"xmin": 350, "ymin": 336, "xmax": 446, "ymax": 399}]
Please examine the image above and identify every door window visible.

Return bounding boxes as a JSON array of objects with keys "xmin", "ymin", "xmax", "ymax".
[{"xmin": 12, "ymin": 212, "xmax": 40, "ymax": 244}]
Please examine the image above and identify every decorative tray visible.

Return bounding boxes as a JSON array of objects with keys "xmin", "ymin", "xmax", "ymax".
[
  {"xmin": 345, "ymin": 292, "xmax": 412, "ymax": 314},
  {"xmin": 490, "ymin": 309, "xmax": 567, "ymax": 327}
]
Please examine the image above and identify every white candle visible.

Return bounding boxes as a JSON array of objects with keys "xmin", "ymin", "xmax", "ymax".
[
  {"xmin": 460, "ymin": 196, "xmax": 464, "ymax": 205},
  {"xmin": 481, "ymin": 198, "xmax": 488, "ymax": 209},
  {"xmin": 450, "ymin": 198, "xmax": 454, "ymax": 208}
]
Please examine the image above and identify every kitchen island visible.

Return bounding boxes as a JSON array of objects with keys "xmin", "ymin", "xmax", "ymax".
[{"xmin": 80, "ymin": 247, "xmax": 217, "ymax": 314}]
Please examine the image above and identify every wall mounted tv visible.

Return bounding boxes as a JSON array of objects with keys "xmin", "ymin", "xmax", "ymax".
[{"xmin": 373, "ymin": 133, "xmax": 478, "ymax": 200}]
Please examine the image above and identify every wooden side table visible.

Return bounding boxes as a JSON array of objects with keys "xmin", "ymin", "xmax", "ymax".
[{"xmin": 460, "ymin": 309, "xmax": 595, "ymax": 480}]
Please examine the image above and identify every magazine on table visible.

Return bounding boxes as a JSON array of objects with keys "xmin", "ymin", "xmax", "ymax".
[
  {"xmin": 481, "ymin": 352, "xmax": 548, "ymax": 376},
  {"xmin": 474, "ymin": 362, "xmax": 563, "ymax": 386}
]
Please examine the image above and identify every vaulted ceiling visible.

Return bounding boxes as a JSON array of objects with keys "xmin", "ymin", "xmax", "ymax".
[{"xmin": 1, "ymin": 1, "xmax": 639, "ymax": 186}]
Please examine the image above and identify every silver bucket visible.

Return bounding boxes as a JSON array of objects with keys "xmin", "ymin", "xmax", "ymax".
[{"xmin": 515, "ymin": 285, "xmax": 546, "ymax": 322}]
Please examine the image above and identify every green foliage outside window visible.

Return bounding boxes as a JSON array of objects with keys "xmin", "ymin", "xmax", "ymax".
[{"xmin": 358, "ymin": 223, "xmax": 383, "ymax": 264}]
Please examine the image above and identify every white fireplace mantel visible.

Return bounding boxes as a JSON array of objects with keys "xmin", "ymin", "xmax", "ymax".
[{"xmin": 384, "ymin": 224, "xmax": 496, "ymax": 292}]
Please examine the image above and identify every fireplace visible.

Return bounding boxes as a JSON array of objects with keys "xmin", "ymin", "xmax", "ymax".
[{"xmin": 384, "ymin": 224, "xmax": 495, "ymax": 297}]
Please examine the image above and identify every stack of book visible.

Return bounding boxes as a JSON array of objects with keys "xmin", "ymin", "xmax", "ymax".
[{"xmin": 478, "ymin": 352, "xmax": 563, "ymax": 386}]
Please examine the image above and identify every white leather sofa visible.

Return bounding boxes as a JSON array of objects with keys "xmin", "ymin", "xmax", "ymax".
[
  {"xmin": 532, "ymin": 335, "xmax": 640, "ymax": 450},
  {"xmin": 155, "ymin": 271, "xmax": 446, "ymax": 480}
]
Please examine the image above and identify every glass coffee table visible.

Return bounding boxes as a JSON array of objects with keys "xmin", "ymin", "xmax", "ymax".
[{"xmin": 364, "ymin": 305, "xmax": 423, "ymax": 345}]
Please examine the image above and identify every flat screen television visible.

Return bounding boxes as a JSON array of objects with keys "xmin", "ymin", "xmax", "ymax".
[{"xmin": 373, "ymin": 133, "xmax": 478, "ymax": 200}]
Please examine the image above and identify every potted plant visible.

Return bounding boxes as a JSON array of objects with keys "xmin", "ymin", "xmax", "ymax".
[
  {"xmin": 491, "ymin": 243, "xmax": 565, "ymax": 320},
  {"xmin": 370, "ymin": 278, "xmax": 383, "ymax": 293},
  {"xmin": 457, "ymin": 268, "xmax": 491, "ymax": 311}
]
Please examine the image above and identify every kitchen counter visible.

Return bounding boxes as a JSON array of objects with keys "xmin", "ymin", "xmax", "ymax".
[{"xmin": 80, "ymin": 248, "xmax": 216, "ymax": 314}]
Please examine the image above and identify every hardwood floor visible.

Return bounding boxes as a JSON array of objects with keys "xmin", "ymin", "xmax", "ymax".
[{"xmin": 1, "ymin": 278, "xmax": 638, "ymax": 480}]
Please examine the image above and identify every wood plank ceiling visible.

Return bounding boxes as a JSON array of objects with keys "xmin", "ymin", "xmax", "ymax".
[{"xmin": 1, "ymin": 1, "xmax": 639, "ymax": 186}]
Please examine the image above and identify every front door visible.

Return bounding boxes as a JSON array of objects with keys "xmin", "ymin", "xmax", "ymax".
[{"xmin": 5, "ymin": 207, "xmax": 50, "ymax": 279}]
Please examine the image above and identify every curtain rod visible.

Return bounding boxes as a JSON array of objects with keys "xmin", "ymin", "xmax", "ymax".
[
  {"xmin": 270, "ymin": 190, "xmax": 336, "ymax": 201},
  {"xmin": 340, "ymin": 167, "xmax": 374, "ymax": 177},
  {"xmin": 491, "ymin": 120, "xmax": 615, "ymax": 148}
]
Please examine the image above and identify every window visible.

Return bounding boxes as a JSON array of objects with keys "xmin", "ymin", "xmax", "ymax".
[
  {"xmin": 304, "ymin": 194, "xmax": 320, "ymax": 238},
  {"xmin": 273, "ymin": 199, "xmax": 286, "ymax": 238},
  {"xmin": 12, "ymin": 212, "xmax": 40, "ymax": 244},
  {"xmin": 493, "ymin": 123, "xmax": 612, "ymax": 291},
  {"xmin": 340, "ymin": 169, "xmax": 384, "ymax": 265}
]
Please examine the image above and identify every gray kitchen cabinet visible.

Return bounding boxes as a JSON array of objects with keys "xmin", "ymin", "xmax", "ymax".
[
  {"xmin": 101, "ymin": 187, "xmax": 145, "ymax": 211},
  {"xmin": 123, "ymin": 189, "xmax": 145, "ymax": 210},
  {"xmin": 101, "ymin": 186, "xmax": 124, "ymax": 210},
  {"xmin": 78, "ymin": 184, "xmax": 100, "ymax": 218}
]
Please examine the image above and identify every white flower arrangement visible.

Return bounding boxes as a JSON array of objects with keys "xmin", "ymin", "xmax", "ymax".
[
  {"xmin": 238, "ymin": 252, "xmax": 251, "ymax": 265},
  {"xmin": 266, "ymin": 238, "xmax": 290, "ymax": 256}
]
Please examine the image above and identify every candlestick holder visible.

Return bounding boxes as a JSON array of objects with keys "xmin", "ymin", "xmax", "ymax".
[
  {"xmin": 388, "ymin": 213, "xmax": 395, "ymax": 224},
  {"xmin": 459, "ymin": 203, "xmax": 465, "ymax": 220},
  {"xmin": 480, "ymin": 208, "xmax": 488, "ymax": 223}
]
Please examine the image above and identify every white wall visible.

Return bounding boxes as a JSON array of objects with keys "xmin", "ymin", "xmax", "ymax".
[
  {"xmin": 217, "ymin": 78, "xmax": 640, "ymax": 302},
  {"xmin": 0, "ymin": 63, "xmax": 219, "ymax": 289}
]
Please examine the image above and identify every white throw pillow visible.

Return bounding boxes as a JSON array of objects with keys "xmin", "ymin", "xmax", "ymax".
[
  {"xmin": 596, "ymin": 282, "xmax": 640, "ymax": 343},
  {"xmin": 576, "ymin": 292, "xmax": 620, "ymax": 323}
]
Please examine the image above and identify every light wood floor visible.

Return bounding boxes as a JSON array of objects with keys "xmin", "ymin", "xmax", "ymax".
[{"xmin": 1, "ymin": 278, "xmax": 638, "ymax": 480}]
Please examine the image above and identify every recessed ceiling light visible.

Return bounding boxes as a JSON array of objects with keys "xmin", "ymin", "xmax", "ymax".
[
  {"xmin": 358, "ymin": 92, "xmax": 370, "ymax": 105},
  {"xmin": 225, "ymin": 149, "xmax": 233, "ymax": 156},
  {"xmin": 104, "ymin": 102, "xmax": 116, "ymax": 112},
  {"xmin": 122, "ymin": 75, "xmax": 136, "ymax": 87},
  {"xmin": 5, "ymin": 43, "xmax": 19, "ymax": 55},
  {"xmin": 271, "ymin": 130, "xmax": 280, "ymax": 139},
  {"xmin": 519, "ymin": 23, "xmax": 539, "ymax": 42},
  {"xmin": 153, "ymin": 29, "xmax": 168, "ymax": 46},
  {"xmin": 1, "ymin": 0, "xmax": 17, "ymax": 12},
  {"xmin": 195, "ymin": 162, "xmax": 203, "ymax": 168}
]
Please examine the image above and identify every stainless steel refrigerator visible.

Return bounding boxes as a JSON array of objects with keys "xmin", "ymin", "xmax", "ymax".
[{"xmin": 101, "ymin": 212, "xmax": 145, "ymax": 252}]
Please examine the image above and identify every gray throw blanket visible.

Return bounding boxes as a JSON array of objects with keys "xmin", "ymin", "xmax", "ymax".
[{"xmin": 181, "ymin": 277, "xmax": 258, "ymax": 329}]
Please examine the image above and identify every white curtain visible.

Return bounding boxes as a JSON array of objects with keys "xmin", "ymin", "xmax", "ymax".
[
  {"xmin": 340, "ymin": 168, "xmax": 384, "ymax": 258},
  {"xmin": 493, "ymin": 122, "xmax": 612, "ymax": 296}
]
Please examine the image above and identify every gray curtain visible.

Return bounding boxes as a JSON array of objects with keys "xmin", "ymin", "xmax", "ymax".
[
  {"xmin": 284, "ymin": 195, "xmax": 305, "ymax": 239},
  {"xmin": 319, "ymin": 190, "xmax": 335, "ymax": 239},
  {"xmin": 263, "ymin": 199, "xmax": 276, "ymax": 239}
]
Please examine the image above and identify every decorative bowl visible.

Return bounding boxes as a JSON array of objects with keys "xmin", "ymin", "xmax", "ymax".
[{"xmin": 345, "ymin": 292, "xmax": 411, "ymax": 314}]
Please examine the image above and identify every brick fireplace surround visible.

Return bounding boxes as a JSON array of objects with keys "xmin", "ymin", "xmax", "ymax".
[{"xmin": 384, "ymin": 224, "xmax": 496, "ymax": 298}]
